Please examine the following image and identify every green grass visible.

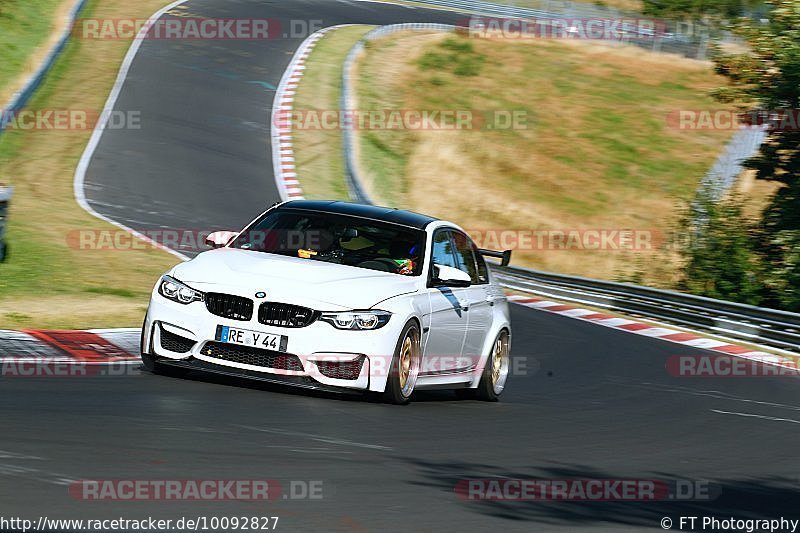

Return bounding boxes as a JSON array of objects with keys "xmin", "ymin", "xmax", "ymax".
[
  {"xmin": 0, "ymin": 0, "xmax": 67, "ymax": 99},
  {"xmin": 0, "ymin": 0, "xmax": 180, "ymax": 329}
]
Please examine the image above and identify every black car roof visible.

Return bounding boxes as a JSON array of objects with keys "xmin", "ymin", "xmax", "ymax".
[{"xmin": 280, "ymin": 200, "xmax": 439, "ymax": 230}]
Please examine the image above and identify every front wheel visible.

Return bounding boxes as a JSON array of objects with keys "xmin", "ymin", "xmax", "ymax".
[
  {"xmin": 141, "ymin": 352, "xmax": 158, "ymax": 372},
  {"xmin": 383, "ymin": 321, "xmax": 421, "ymax": 405}
]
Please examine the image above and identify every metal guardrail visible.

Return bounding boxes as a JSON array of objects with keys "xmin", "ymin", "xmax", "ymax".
[
  {"xmin": 339, "ymin": 23, "xmax": 798, "ymax": 355},
  {"xmin": 341, "ymin": 24, "xmax": 458, "ymax": 204},
  {"xmin": 493, "ymin": 265, "xmax": 800, "ymax": 353},
  {"xmin": 402, "ymin": 0, "xmax": 710, "ymax": 59},
  {"xmin": 405, "ymin": 0, "xmax": 628, "ymax": 19},
  {"xmin": 0, "ymin": 0, "xmax": 88, "ymax": 136}
]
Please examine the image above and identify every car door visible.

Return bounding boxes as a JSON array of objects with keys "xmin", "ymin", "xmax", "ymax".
[
  {"xmin": 451, "ymin": 231, "xmax": 494, "ymax": 365},
  {"xmin": 423, "ymin": 229, "xmax": 470, "ymax": 373}
]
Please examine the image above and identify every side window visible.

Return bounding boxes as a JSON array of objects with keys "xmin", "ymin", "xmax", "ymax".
[
  {"xmin": 431, "ymin": 229, "xmax": 458, "ymax": 270},
  {"xmin": 472, "ymin": 242, "xmax": 489, "ymax": 284},
  {"xmin": 451, "ymin": 231, "xmax": 480, "ymax": 283}
]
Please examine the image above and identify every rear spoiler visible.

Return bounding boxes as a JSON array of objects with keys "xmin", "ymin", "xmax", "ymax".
[{"xmin": 478, "ymin": 248, "xmax": 512, "ymax": 267}]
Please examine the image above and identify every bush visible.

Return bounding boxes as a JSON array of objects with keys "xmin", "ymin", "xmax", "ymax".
[{"xmin": 678, "ymin": 193, "xmax": 764, "ymax": 305}]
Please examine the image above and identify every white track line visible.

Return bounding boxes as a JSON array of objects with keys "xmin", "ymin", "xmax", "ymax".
[
  {"xmin": 710, "ymin": 409, "xmax": 800, "ymax": 426},
  {"xmin": 72, "ymin": 0, "xmax": 192, "ymax": 262}
]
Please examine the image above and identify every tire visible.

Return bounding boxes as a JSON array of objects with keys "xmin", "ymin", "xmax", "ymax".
[
  {"xmin": 383, "ymin": 321, "xmax": 422, "ymax": 405},
  {"xmin": 460, "ymin": 330, "xmax": 510, "ymax": 402},
  {"xmin": 141, "ymin": 352, "xmax": 158, "ymax": 372},
  {"xmin": 0, "ymin": 241, "xmax": 7, "ymax": 262}
]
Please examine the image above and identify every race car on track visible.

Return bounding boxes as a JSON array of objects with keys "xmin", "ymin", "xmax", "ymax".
[{"xmin": 141, "ymin": 200, "xmax": 512, "ymax": 404}]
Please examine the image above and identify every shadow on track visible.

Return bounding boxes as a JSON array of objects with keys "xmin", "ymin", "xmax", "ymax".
[
  {"xmin": 398, "ymin": 458, "xmax": 800, "ymax": 527},
  {"xmin": 142, "ymin": 364, "xmax": 482, "ymax": 404}
]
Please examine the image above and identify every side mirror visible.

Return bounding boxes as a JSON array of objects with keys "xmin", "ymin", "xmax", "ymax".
[
  {"xmin": 204, "ymin": 230, "xmax": 237, "ymax": 249},
  {"xmin": 432, "ymin": 264, "xmax": 472, "ymax": 288}
]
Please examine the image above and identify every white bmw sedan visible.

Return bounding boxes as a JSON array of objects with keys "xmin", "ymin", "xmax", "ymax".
[{"xmin": 141, "ymin": 200, "xmax": 512, "ymax": 404}]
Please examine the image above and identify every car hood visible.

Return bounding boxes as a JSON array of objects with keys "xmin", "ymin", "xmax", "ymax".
[{"xmin": 172, "ymin": 248, "xmax": 420, "ymax": 310}]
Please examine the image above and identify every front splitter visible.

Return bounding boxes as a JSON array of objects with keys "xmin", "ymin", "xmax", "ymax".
[{"xmin": 154, "ymin": 357, "xmax": 365, "ymax": 395}]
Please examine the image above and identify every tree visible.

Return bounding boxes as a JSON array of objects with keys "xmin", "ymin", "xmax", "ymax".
[
  {"xmin": 710, "ymin": 1, "xmax": 800, "ymax": 311},
  {"xmin": 643, "ymin": 0, "xmax": 765, "ymax": 19}
]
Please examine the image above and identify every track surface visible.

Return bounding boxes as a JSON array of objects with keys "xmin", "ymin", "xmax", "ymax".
[
  {"xmin": 81, "ymin": 0, "xmax": 459, "ymax": 254},
  {"xmin": 5, "ymin": 0, "xmax": 798, "ymax": 531},
  {"xmin": 3, "ymin": 307, "xmax": 800, "ymax": 531}
]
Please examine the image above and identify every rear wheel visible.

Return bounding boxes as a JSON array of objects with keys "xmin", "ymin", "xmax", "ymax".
[
  {"xmin": 458, "ymin": 330, "xmax": 510, "ymax": 402},
  {"xmin": 383, "ymin": 321, "xmax": 421, "ymax": 405}
]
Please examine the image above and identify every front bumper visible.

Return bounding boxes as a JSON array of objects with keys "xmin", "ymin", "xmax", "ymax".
[
  {"xmin": 143, "ymin": 293, "xmax": 403, "ymax": 392},
  {"xmin": 154, "ymin": 357, "xmax": 364, "ymax": 395}
]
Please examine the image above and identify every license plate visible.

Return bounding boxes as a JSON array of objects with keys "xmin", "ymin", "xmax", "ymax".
[{"xmin": 215, "ymin": 325, "xmax": 287, "ymax": 352}]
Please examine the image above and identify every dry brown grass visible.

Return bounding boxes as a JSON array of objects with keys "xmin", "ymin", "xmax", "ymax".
[
  {"xmin": 353, "ymin": 32, "xmax": 737, "ymax": 285},
  {"xmin": 0, "ymin": 0, "xmax": 180, "ymax": 329},
  {"xmin": 736, "ymin": 169, "xmax": 782, "ymax": 220}
]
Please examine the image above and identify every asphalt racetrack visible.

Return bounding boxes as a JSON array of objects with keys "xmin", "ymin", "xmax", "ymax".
[{"xmin": 3, "ymin": 0, "xmax": 798, "ymax": 531}]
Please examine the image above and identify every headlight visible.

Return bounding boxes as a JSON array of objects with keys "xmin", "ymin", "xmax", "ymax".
[
  {"xmin": 320, "ymin": 310, "xmax": 391, "ymax": 330},
  {"xmin": 158, "ymin": 275, "xmax": 204, "ymax": 304}
]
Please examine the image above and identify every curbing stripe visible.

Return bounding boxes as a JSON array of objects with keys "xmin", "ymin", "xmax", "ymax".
[
  {"xmin": 0, "ymin": 329, "xmax": 139, "ymax": 363},
  {"xmin": 271, "ymin": 25, "xmax": 360, "ymax": 201},
  {"xmin": 507, "ymin": 294, "xmax": 799, "ymax": 370}
]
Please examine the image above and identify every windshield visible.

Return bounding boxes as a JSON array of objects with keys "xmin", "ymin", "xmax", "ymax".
[{"xmin": 231, "ymin": 208, "xmax": 426, "ymax": 276}]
